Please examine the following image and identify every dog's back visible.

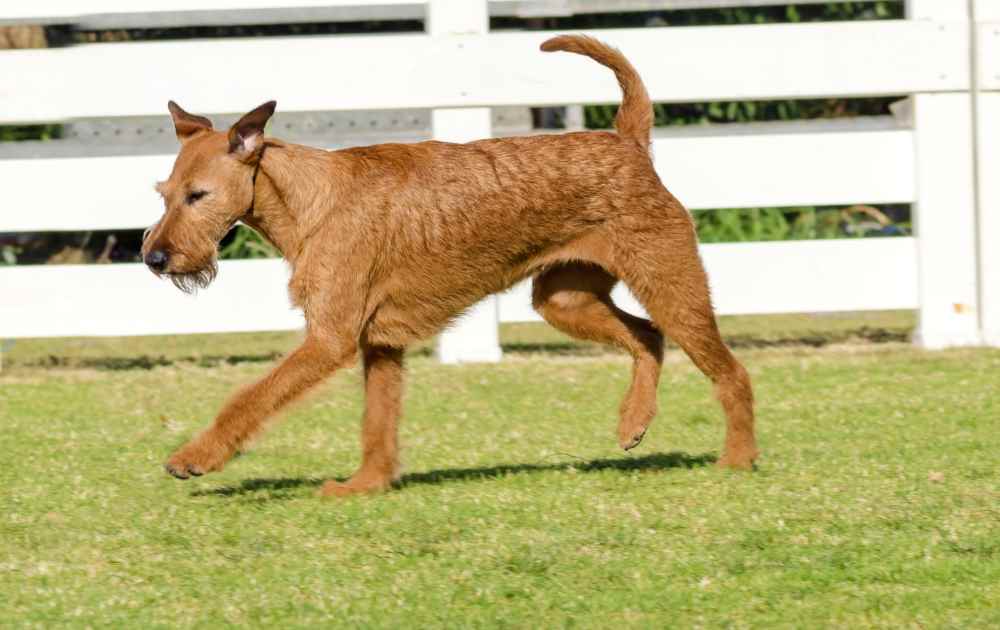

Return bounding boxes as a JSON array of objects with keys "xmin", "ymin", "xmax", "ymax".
[{"xmin": 336, "ymin": 130, "xmax": 665, "ymax": 224}]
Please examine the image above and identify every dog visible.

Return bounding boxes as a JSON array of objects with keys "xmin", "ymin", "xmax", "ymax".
[{"xmin": 142, "ymin": 35, "xmax": 758, "ymax": 497}]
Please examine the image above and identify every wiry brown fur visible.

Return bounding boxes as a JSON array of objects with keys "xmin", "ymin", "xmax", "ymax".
[{"xmin": 143, "ymin": 35, "xmax": 758, "ymax": 497}]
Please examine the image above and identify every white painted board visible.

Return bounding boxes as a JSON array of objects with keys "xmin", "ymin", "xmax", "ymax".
[
  {"xmin": 911, "ymin": 94, "xmax": 981, "ymax": 348},
  {"xmin": 0, "ymin": 22, "xmax": 967, "ymax": 123},
  {"xmin": 1, "ymin": 238, "xmax": 917, "ymax": 339},
  {"xmin": 975, "ymin": 94, "xmax": 1000, "ymax": 346},
  {"xmin": 499, "ymin": 238, "xmax": 919, "ymax": 321},
  {"xmin": 0, "ymin": 0, "xmax": 425, "ymax": 23},
  {"xmin": 0, "ymin": 125, "xmax": 915, "ymax": 232},
  {"xmin": 0, "ymin": 259, "xmax": 303, "ymax": 338},
  {"xmin": 0, "ymin": 0, "xmax": 851, "ymax": 25}
]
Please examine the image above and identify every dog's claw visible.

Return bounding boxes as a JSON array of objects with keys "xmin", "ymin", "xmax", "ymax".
[
  {"xmin": 164, "ymin": 463, "xmax": 189, "ymax": 480},
  {"xmin": 187, "ymin": 466, "xmax": 203, "ymax": 477}
]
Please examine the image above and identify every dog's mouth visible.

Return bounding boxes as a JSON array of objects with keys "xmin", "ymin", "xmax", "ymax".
[{"xmin": 155, "ymin": 260, "xmax": 219, "ymax": 295}]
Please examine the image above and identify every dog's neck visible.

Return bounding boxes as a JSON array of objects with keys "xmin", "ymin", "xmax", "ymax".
[{"xmin": 241, "ymin": 140, "xmax": 341, "ymax": 266}]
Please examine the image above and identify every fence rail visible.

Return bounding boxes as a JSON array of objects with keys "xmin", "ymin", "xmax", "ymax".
[
  {"xmin": 0, "ymin": 22, "xmax": 967, "ymax": 123},
  {"xmin": 1, "ymin": 0, "xmax": 997, "ymax": 356},
  {"xmin": 0, "ymin": 1, "xmax": 864, "ymax": 28},
  {"xmin": 0, "ymin": 238, "xmax": 919, "ymax": 339},
  {"xmin": 0, "ymin": 119, "xmax": 914, "ymax": 233}
]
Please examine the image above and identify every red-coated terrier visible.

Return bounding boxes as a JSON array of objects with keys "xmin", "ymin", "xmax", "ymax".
[{"xmin": 142, "ymin": 35, "xmax": 758, "ymax": 497}]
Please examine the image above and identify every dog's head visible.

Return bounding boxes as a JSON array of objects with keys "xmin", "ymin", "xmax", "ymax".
[{"xmin": 141, "ymin": 100, "xmax": 276, "ymax": 292}]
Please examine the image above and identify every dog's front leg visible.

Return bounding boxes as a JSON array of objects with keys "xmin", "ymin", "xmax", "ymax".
[
  {"xmin": 164, "ymin": 334, "xmax": 355, "ymax": 479},
  {"xmin": 321, "ymin": 344, "xmax": 404, "ymax": 498}
]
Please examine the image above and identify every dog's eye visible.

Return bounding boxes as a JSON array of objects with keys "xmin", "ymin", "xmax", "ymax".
[{"xmin": 185, "ymin": 190, "xmax": 208, "ymax": 205}]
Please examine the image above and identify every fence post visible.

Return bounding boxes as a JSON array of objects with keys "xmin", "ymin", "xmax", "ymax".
[
  {"xmin": 973, "ymin": 0, "xmax": 1000, "ymax": 346},
  {"xmin": 906, "ymin": 1, "xmax": 981, "ymax": 348},
  {"xmin": 429, "ymin": 0, "xmax": 502, "ymax": 363}
]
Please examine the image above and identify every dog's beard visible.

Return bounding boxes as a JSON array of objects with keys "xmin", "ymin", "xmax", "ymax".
[{"xmin": 166, "ymin": 260, "xmax": 218, "ymax": 294}]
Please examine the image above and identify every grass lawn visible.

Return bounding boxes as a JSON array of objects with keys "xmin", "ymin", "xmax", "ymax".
[{"xmin": 1, "ymin": 314, "xmax": 998, "ymax": 627}]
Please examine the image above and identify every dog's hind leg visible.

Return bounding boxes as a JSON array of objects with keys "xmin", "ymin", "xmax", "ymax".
[
  {"xmin": 532, "ymin": 263, "xmax": 664, "ymax": 450},
  {"xmin": 617, "ymin": 226, "xmax": 758, "ymax": 469},
  {"xmin": 321, "ymin": 345, "xmax": 404, "ymax": 497}
]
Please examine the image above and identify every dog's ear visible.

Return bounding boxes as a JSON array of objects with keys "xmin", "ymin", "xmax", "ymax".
[
  {"xmin": 228, "ymin": 101, "xmax": 277, "ymax": 161},
  {"xmin": 167, "ymin": 101, "xmax": 213, "ymax": 142}
]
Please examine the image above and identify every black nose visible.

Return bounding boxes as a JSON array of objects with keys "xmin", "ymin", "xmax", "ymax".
[{"xmin": 145, "ymin": 250, "xmax": 169, "ymax": 272}]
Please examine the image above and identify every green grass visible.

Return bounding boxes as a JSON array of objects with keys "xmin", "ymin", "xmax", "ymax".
[
  {"xmin": 2, "ymin": 310, "xmax": 915, "ymax": 369},
  {"xmin": 1, "ymin": 317, "xmax": 998, "ymax": 628}
]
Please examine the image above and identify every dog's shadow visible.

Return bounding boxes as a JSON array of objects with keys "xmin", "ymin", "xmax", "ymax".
[{"xmin": 192, "ymin": 451, "xmax": 717, "ymax": 499}]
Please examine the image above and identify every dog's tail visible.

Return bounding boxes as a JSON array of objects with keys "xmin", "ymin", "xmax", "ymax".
[{"xmin": 540, "ymin": 34, "xmax": 652, "ymax": 152}]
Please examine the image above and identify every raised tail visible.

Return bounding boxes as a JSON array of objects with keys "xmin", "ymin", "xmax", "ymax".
[{"xmin": 540, "ymin": 34, "xmax": 652, "ymax": 151}]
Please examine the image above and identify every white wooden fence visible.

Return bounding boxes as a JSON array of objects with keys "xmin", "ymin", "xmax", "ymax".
[{"xmin": 1, "ymin": 0, "xmax": 998, "ymax": 360}]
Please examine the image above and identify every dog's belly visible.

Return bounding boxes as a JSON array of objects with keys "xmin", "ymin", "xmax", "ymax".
[
  {"xmin": 361, "ymin": 228, "xmax": 615, "ymax": 348},
  {"xmin": 363, "ymin": 266, "xmax": 526, "ymax": 347}
]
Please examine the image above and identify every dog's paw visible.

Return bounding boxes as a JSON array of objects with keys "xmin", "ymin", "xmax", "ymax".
[
  {"xmin": 619, "ymin": 427, "xmax": 647, "ymax": 451},
  {"xmin": 319, "ymin": 477, "xmax": 392, "ymax": 499},
  {"xmin": 617, "ymin": 416, "xmax": 651, "ymax": 450},
  {"xmin": 617, "ymin": 399, "xmax": 656, "ymax": 451},
  {"xmin": 164, "ymin": 436, "xmax": 231, "ymax": 479},
  {"xmin": 716, "ymin": 448, "xmax": 759, "ymax": 471}
]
